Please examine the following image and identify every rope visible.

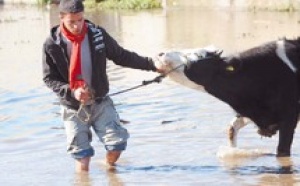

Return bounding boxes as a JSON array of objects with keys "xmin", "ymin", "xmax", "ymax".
[
  {"xmin": 76, "ymin": 63, "xmax": 186, "ymax": 123},
  {"xmin": 107, "ymin": 63, "xmax": 185, "ymax": 97},
  {"xmin": 108, "ymin": 74, "xmax": 165, "ymax": 97}
]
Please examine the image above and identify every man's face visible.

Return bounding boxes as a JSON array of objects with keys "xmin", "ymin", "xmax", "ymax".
[{"xmin": 60, "ymin": 12, "xmax": 84, "ymax": 35}]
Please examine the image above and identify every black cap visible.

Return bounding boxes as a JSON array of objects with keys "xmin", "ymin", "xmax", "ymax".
[{"xmin": 59, "ymin": 0, "xmax": 84, "ymax": 13}]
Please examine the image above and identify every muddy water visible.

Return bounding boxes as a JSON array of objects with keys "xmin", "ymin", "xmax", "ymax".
[{"xmin": 1, "ymin": 4, "xmax": 300, "ymax": 185}]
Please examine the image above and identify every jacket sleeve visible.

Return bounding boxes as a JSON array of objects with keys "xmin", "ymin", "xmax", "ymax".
[
  {"xmin": 42, "ymin": 42, "xmax": 73, "ymax": 101},
  {"xmin": 102, "ymin": 28, "xmax": 158, "ymax": 72}
]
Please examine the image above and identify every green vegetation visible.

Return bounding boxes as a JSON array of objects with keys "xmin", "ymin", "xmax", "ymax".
[
  {"xmin": 37, "ymin": 0, "xmax": 51, "ymax": 5},
  {"xmin": 85, "ymin": 0, "xmax": 161, "ymax": 10},
  {"xmin": 249, "ymin": 4, "xmax": 295, "ymax": 12}
]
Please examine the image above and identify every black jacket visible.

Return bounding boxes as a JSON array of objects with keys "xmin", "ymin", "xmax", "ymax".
[{"xmin": 42, "ymin": 20, "xmax": 157, "ymax": 110}]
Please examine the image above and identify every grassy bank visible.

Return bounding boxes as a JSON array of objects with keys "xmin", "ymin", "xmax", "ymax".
[
  {"xmin": 84, "ymin": 0, "xmax": 161, "ymax": 10},
  {"xmin": 33, "ymin": 0, "xmax": 299, "ymax": 11}
]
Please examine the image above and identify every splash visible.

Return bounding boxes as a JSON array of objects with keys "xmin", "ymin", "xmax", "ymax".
[{"xmin": 217, "ymin": 146, "xmax": 272, "ymax": 159}]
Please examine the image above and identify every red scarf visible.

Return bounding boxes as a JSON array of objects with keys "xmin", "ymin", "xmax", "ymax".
[{"xmin": 60, "ymin": 22, "xmax": 88, "ymax": 90}]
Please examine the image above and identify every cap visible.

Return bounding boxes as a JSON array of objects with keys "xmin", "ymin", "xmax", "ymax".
[{"xmin": 59, "ymin": 0, "xmax": 84, "ymax": 13}]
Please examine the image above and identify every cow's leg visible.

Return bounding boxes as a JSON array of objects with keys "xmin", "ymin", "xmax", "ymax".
[
  {"xmin": 276, "ymin": 115, "xmax": 298, "ymax": 157},
  {"xmin": 228, "ymin": 115, "xmax": 250, "ymax": 147},
  {"xmin": 275, "ymin": 86, "xmax": 299, "ymax": 157}
]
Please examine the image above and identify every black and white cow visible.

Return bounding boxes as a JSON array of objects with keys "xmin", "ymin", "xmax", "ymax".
[{"xmin": 156, "ymin": 38, "xmax": 300, "ymax": 157}]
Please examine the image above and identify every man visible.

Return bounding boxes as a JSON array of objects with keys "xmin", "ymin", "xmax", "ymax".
[{"xmin": 42, "ymin": 0, "xmax": 162, "ymax": 172}]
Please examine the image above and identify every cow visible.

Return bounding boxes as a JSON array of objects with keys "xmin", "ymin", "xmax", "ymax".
[{"xmin": 155, "ymin": 38, "xmax": 300, "ymax": 157}]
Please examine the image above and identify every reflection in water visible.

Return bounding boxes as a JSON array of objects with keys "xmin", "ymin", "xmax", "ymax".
[
  {"xmin": 276, "ymin": 157, "xmax": 295, "ymax": 174},
  {"xmin": 73, "ymin": 164, "xmax": 125, "ymax": 186},
  {"xmin": 74, "ymin": 172, "xmax": 92, "ymax": 186},
  {"xmin": 113, "ymin": 164, "xmax": 221, "ymax": 174},
  {"xmin": 258, "ymin": 157, "xmax": 297, "ymax": 185},
  {"xmin": 217, "ymin": 150, "xmax": 299, "ymax": 185},
  {"xmin": 105, "ymin": 170, "xmax": 124, "ymax": 186},
  {"xmin": 219, "ymin": 151, "xmax": 297, "ymax": 174}
]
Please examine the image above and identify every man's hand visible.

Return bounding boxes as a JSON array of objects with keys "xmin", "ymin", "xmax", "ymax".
[
  {"xmin": 73, "ymin": 87, "xmax": 92, "ymax": 104},
  {"xmin": 152, "ymin": 54, "xmax": 168, "ymax": 74}
]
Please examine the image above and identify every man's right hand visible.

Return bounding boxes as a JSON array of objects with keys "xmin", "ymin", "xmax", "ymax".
[
  {"xmin": 73, "ymin": 87, "xmax": 92, "ymax": 104},
  {"xmin": 152, "ymin": 54, "xmax": 168, "ymax": 74}
]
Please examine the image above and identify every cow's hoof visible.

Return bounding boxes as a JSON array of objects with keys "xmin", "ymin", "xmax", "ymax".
[{"xmin": 276, "ymin": 152, "xmax": 291, "ymax": 157}]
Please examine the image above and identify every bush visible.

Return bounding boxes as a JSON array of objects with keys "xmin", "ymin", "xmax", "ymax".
[{"xmin": 95, "ymin": 0, "xmax": 161, "ymax": 10}]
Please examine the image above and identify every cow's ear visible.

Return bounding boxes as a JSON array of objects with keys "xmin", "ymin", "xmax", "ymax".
[
  {"xmin": 207, "ymin": 50, "xmax": 223, "ymax": 58},
  {"xmin": 213, "ymin": 50, "xmax": 223, "ymax": 57},
  {"xmin": 216, "ymin": 50, "xmax": 223, "ymax": 56}
]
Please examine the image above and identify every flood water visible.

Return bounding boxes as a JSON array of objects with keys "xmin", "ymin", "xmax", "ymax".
[{"xmin": 1, "ymin": 4, "xmax": 300, "ymax": 185}]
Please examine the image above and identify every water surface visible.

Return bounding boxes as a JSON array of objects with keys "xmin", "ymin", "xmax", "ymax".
[{"xmin": 1, "ymin": 4, "xmax": 300, "ymax": 185}]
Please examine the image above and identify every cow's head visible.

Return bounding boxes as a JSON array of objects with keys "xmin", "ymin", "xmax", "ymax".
[{"xmin": 155, "ymin": 46, "xmax": 222, "ymax": 91}]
